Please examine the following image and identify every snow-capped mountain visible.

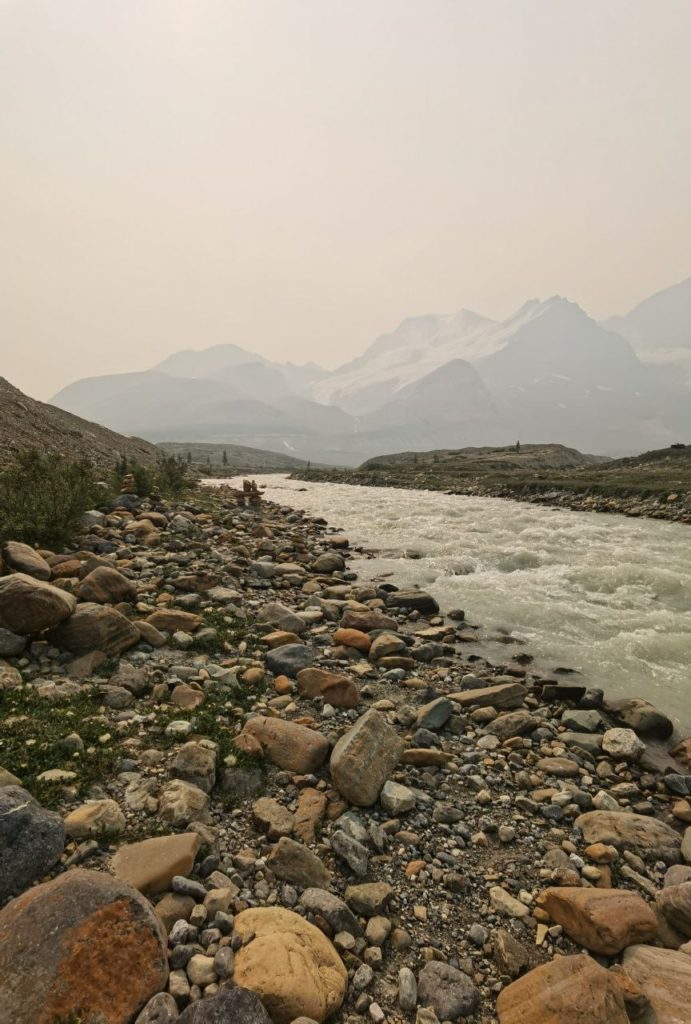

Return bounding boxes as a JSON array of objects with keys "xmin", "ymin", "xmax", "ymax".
[{"xmin": 50, "ymin": 278, "xmax": 691, "ymax": 464}]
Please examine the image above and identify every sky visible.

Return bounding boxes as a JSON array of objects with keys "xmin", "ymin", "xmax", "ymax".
[{"xmin": 1, "ymin": 0, "xmax": 690, "ymax": 400}]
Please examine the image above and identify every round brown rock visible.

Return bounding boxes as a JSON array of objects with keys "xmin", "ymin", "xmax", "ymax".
[
  {"xmin": 0, "ymin": 572, "xmax": 76, "ymax": 634},
  {"xmin": 233, "ymin": 907, "xmax": 347, "ymax": 1023},
  {"xmin": 0, "ymin": 868, "xmax": 168, "ymax": 1023}
]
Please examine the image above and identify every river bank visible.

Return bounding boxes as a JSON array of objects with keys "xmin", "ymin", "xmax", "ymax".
[
  {"xmin": 292, "ymin": 463, "xmax": 691, "ymax": 525},
  {"xmin": 1, "ymin": 484, "xmax": 691, "ymax": 1023}
]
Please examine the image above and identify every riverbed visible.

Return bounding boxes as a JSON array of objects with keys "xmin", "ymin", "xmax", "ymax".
[{"xmin": 214, "ymin": 475, "xmax": 691, "ymax": 732}]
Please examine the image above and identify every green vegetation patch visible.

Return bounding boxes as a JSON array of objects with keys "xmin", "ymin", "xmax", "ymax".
[{"xmin": 0, "ymin": 686, "xmax": 131, "ymax": 809}]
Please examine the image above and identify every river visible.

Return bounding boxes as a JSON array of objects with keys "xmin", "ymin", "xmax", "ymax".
[{"xmin": 214, "ymin": 475, "xmax": 691, "ymax": 733}]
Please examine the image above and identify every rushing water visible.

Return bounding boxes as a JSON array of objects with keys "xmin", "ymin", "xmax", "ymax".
[{"xmin": 214, "ymin": 475, "xmax": 691, "ymax": 732}]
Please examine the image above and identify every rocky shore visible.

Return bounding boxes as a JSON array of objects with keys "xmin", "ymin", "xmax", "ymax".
[
  {"xmin": 292, "ymin": 469, "xmax": 691, "ymax": 525},
  {"xmin": 1, "ymin": 485, "xmax": 691, "ymax": 1024}
]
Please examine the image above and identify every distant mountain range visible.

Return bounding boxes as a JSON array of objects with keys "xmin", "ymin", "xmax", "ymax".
[{"xmin": 50, "ymin": 276, "xmax": 691, "ymax": 465}]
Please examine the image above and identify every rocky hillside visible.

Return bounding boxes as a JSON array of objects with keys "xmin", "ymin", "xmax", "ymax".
[
  {"xmin": 0, "ymin": 376, "xmax": 160, "ymax": 471},
  {"xmin": 158, "ymin": 441, "xmax": 309, "ymax": 473},
  {"xmin": 0, "ymin": 487, "xmax": 690, "ymax": 1022}
]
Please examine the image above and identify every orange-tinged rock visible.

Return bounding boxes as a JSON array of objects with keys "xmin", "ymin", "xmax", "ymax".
[
  {"xmin": 240, "ymin": 716, "xmax": 329, "ymax": 773},
  {"xmin": 293, "ymin": 787, "xmax": 327, "ymax": 843},
  {"xmin": 262, "ymin": 630, "xmax": 303, "ymax": 648},
  {"xmin": 146, "ymin": 609, "xmax": 201, "ymax": 633},
  {"xmin": 496, "ymin": 953, "xmax": 639, "ymax": 1023},
  {"xmin": 171, "ymin": 683, "xmax": 205, "ymax": 709},
  {"xmin": 111, "ymin": 833, "xmax": 201, "ymax": 895},
  {"xmin": 405, "ymin": 860, "xmax": 425, "ymax": 877},
  {"xmin": 402, "ymin": 748, "xmax": 454, "ymax": 766},
  {"xmin": 0, "ymin": 868, "xmax": 167, "ymax": 1024},
  {"xmin": 537, "ymin": 887, "xmax": 657, "ymax": 955},
  {"xmin": 296, "ymin": 668, "xmax": 359, "ymax": 708},
  {"xmin": 333, "ymin": 628, "xmax": 371, "ymax": 653},
  {"xmin": 274, "ymin": 675, "xmax": 294, "ymax": 695}
]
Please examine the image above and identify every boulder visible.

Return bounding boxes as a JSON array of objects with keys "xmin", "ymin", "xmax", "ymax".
[
  {"xmin": 417, "ymin": 960, "xmax": 480, "ymax": 1020},
  {"xmin": 605, "ymin": 697, "xmax": 674, "ymax": 740},
  {"xmin": 0, "ymin": 572, "xmax": 76, "ymax": 634},
  {"xmin": 311, "ymin": 552, "xmax": 345, "ymax": 574},
  {"xmin": 330, "ymin": 709, "xmax": 404, "ymax": 807},
  {"xmin": 601, "ymin": 727, "xmax": 646, "ymax": 761},
  {"xmin": 135, "ymin": 993, "xmax": 180, "ymax": 1024},
  {"xmin": 496, "ymin": 953, "xmax": 636, "ymax": 1023},
  {"xmin": 332, "ymin": 627, "xmax": 372, "ymax": 653},
  {"xmin": 266, "ymin": 643, "xmax": 315, "ymax": 677},
  {"xmin": 447, "ymin": 682, "xmax": 527, "ymax": 710},
  {"xmin": 575, "ymin": 810, "xmax": 681, "ymax": 864},
  {"xmin": 417, "ymin": 696, "xmax": 454, "ymax": 731},
  {"xmin": 0, "ymin": 785, "xmax": 65, "ymax": 902},
  {"xmin": 177, "ymin": 986, "xmax": 272, "ymax": 1023},
  {"xmin": 368, "ymin": 633, "xmax": 407, "ymax": 660},
  {"xmin": 296, "ymin": 668, "xmax": 359, "ymax": 708},
  {"xmin": 622, "ymin": 944, "xmax": 691, "ymax": 1022},
  {"xmin": 64, "ymin": 798, "xmax": 126, "ymax": 838},
  {"xmin": 537, "ymin": 887, "xmax": 657, "ymax": 955},
  {"xmin": 656, "ymin": 882, "xmax": 691, "ymax": 937},
  {"xmin": 0, "ymin": 627, "xmax": 25, "ymax": 656},
  {"xmin": 1, "ymin": 541, "xmax": 51, "ymax": 580},
  {"xmin": 111, "ymin": 833, "xmax": 201, "ymax": 895},
  {"xmin": 253, "ymin": 796, "xmax": 295, "ymax": 840},
  {"xmin": 233, "ymin": 907, "xmax": 347, "ymax": 1023},
  {"xmin": 50, "ymin": 602, "xmax": 140, "ymax": 655},
  {"xmin": 386, "ymin": 588, "xmax": 440, "ymax": 614},
  {"xmin": 239, "ymin": 716, "xmax": 329, "ymax": 773},
  {"xmin": 267, "ymin": 836, "xmax": 331, "ymax": 889},
  {"xmin": 299, "ymin": 888, "xmax": 364, "ymax": 938},
  {"xmin": 158, "ymin": 779, "xmax": 210, "ymax": 826},
  {"xmin": 169, "ymin": 741, "xmax": 217, "ymax": 793},
  {"xmin": 146, "ymin": 609, "xmax": 201, "ymax": 633},
  {"xmin": 78, "ymin": 565, "xmax": 138, "ymax": 604},
  {"xmin": 0, "ymin": 868, "xmax": 168, "ymax": 1023},
  {"xmin": 340, "ymin": 608, "xmax": 398, "ymax": 633},
  {"xmin": 257, "ymin": 601, "xmax": 307, "ymax": 635}
]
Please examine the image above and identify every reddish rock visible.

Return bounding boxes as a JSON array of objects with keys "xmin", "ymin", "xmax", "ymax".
[
  {"xmin": 496, "ymin": 953, "xmax": 641, "ymax": 1023},
  {"xmin": 333, "ymin": 628, "xmax": 372, "ymax": 653},
  {"xmin": 1, "ymin": 541, "xmax": 51, "ymax": 580},
  {"xmin": 0, "ymin": 868, "xmax": 168, "ymax": 1023},
  {"xmin": 537, "ymin": 887, "xmax": 657, "ymax": 955},
  {"xmin": 296, "ymin": 668, "xmax": 359, "ymax": 708}
]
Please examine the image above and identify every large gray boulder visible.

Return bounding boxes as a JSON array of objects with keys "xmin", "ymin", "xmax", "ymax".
[{"xmin": 0, "ymin": 785, "xmax": 65, "ymax": 902}]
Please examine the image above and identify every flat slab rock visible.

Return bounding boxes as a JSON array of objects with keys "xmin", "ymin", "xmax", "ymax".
[
  {"xmin": 447, "ymin": 682, "xmax": 527, "ymax": 710},
  {"xmin": 496, "ymin": 952, "xmax": 637, "ymax": 1023},
  {"xmin": 622, "ymin": 944, "xmax": 691, "ymax": 1023},
  {"xmin": 537, "ymin": 887, "xmax": 657, "ymax": 956},
  {"xmin": 576, "ymin": 810, "xmax": 681, "ymax": 864}
]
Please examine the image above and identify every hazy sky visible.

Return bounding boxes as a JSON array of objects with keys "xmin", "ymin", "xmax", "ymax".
[{"xmin": 2, "ymin": 0, "xmax": 690, "ymax": 400}]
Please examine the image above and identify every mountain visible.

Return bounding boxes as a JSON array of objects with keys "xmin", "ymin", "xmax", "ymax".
[
  {"xmin": 0, "ymin": 377, "xmax": 161, "ymax": 471},
  {"xmin": 49, "ymin": 277, "xmax": 691, "ymax": 463},
  {"xmin": 312, "ymin": 309, "xmax": 498, "ymax": 414},
  {"xmin": 605, "ymin": 276, "xmax": 691, "ymax": 363}
]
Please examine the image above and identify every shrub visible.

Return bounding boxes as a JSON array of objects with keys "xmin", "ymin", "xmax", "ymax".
[
  {"xmin": 0, "ymin": 449, "xmax": 100, "ymax": 548},
  {"xmin": 155, "ymin": 453, "xmax": 190, "ymax": 497}
]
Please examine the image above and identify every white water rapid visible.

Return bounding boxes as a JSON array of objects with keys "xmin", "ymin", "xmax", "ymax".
[{"xmin": 215, "ymin": 476, "xmax": 691, "ymax": 732}]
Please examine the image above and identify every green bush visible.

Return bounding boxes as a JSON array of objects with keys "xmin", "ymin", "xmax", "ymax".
[
  {"xmin": 0, "ymin": 449, "xmax": 100, "ymax": 548},
  {"xmin": 155, "ymin": 453, "xmax": 190, "ymax": 497}
]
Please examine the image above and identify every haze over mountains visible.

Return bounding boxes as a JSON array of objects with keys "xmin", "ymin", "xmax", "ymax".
[{"xmin": 51, "ymin": 277, "xmax": 691, "ymax": 466}]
